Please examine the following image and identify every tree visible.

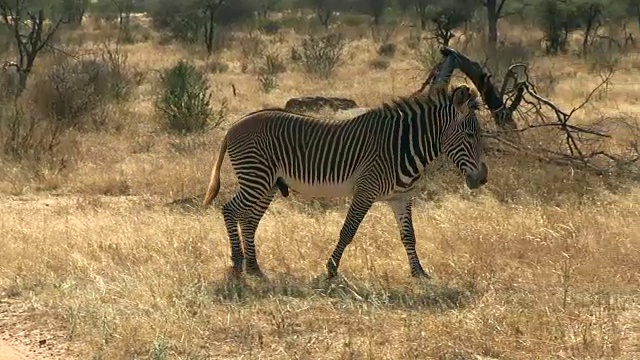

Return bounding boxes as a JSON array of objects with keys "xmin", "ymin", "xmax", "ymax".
[
  {"xmin": 149, "ymin": 0, "xmax": 256, "ymax": 53},
  {"xmin": 0, "ymin": 0, "xmax": 65, "ymax": 96},
  {"xmin": 626, "ymin": 0, "xmax": 639, "ymax": 32},
  {"xmin": 355, "ymin": 0, "xmax": 390, "ymax": 26},
  {"xmin": 575, "ymin": 0, "xmax": 604, "ymax": 57},
  {"xmin": 112, "ymin": 0, "xmax": 134, "ymax": 30},
  {"xmin": 536, "ymin": 0, "xmax": 580, "ymax": 55},
  {"xmin": 413, "ymin": 0, "xmax": 430, "ymax": 30},
  {"xmin": 60, "ymin": 0, "xmax": 88, "ymax": 27},
  {"xmin": 481, "ymin": 0, "xmax": 523, "ymax": 69},
  {"xmin": 425, "ymin": 0, "xmax": 478, "ymax": 46},
  {"xmin": 254, "ymin": 0, "xmax": 288, "ymax": 18},
  {"xmin": 303, "ymin": 0, "xmax": 343, "ymax": 29},
  {"xmin": 87, "ymin": 0, "xmax": 136, "ymax": 41},
  {"xmin": 149, "ymin": 0, "xmax": 203, "ymax": 43},
  {"xmin": 202, "ymin": 0, "xmax": 225, "ymax": 55}
]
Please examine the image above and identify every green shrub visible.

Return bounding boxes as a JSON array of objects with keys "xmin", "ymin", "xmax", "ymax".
[
  {"xmin": 99, "ymin": 44, "xmax": 135, "ymax": 101},
  {"xmin": 256, "ymin": 51, "xmax": 285, "ymax": 94},
  {"xmin": 155, "ymin": 60, "xmax": 217, "ymax": 134},
  {"xmin": 297, "ymin": 33, "xmax": 347, "ymax": 79}
]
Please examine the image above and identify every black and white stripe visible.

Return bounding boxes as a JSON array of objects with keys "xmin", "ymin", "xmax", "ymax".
[{"xmin": 213, "ymin": 85, "xmax": 487, "ymax": 279}]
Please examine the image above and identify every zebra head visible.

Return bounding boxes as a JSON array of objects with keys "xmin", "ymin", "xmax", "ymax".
[{"xmin": 441, "ymin": 85, "xmax": 488, "ymax": 190}]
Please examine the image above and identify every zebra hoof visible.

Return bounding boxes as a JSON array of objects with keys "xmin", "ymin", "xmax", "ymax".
[
  {"xmin": 225, "ymin": 266, "xmax": 244, "ymax": 280},
  {"xmin": 326, "ymin": 272, "xmax": 339, "ymax": 281},
  {"xmin": 411, "ymin": 269, "xmax": 432, "ymax": 279},
  {"xmin": 326, "ymin": 261, "xmax": 340, "ymax": 280},
  {"xmin": 246, "ymin": 266, "xmax": 268, "ymax": 280}
]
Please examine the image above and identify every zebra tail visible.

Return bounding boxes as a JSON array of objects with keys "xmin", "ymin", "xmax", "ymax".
[{"xmin": 202, "ymin": 136, "xmax": 228, "ymax": 207}]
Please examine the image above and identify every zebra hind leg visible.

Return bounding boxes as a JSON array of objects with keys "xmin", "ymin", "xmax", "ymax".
[
  {"xmin": 239, "ymin": 189, "xmax": 276, "ymax": 279},
  {"xmin": 388, "ymin": 199, "xmax": 430, "ymax": 279},
  {"xmin": 326, "ymin": 192, "xmax": 376, "ymax": 279},
  {"xmin": 221, "ymin": 192, "xmax": 248, "ymax": 277}
]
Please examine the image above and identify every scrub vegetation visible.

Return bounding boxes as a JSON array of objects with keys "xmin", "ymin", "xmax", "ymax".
[{"xmin": 0, "ymin": 0, "xmax": 639, "ymax": 358}]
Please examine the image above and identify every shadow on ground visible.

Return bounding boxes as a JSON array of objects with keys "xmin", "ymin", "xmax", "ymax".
[{"xmin": 208, "ymin": 272, "xmax": 475, "ymax": 311}]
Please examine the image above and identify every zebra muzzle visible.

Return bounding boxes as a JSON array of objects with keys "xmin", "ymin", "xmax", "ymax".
[{"xmin": 465, "ymin": 163, "xmax": 488, "ymax": 190}]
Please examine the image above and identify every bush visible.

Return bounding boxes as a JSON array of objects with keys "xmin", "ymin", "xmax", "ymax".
[
  {"xmin": 149, "ymin": 0, "xmax": 256, "ymax": 46},
  {"xmin": 149, "ymin": 0, "xmax": 202, "ymax": 43},
  {"xmin": 338, "ymin": 13, "xmax": 369, "ymax": 27},
  {"xmin": 257, "ymin": 73, "xmax": 278, "ymax": 93},
  {"xmin": 260, "ymin": 52, "xmax": 287, "ymax": 74},
  {"xmin": 0, "ymin": 68, "xmax": 20, "ymax": 102},
  {"xmin": 377, "ymin": 43, "xmax": 396, "ymax": 57},
  {"xmin": 99, "ymin": 44, "xmax": 135, "ymax": 101},
  {"xmin": 256, "ymin": 51, "xmax": 286, "ymax": 94},
  {"xmin": 203, "ymin": 59, "xmax": 229, "ymax": 74},
  {"xmin": 28, "ymin": 45, "xmax": 135, "ymax": 132},
  {"xmin": 297, "ymin": 33, "xmax": 347, "ymax": 79},
  {"xmin": 369, "ymin": 57, "xmax": 390, "ymax": 70},
  {"xmin": 240, "ymin": 33, "xmax": 267, "ymax": 59},
  {"xmin": 0, "ymin": 102, "xmax": 71, "ymax": 167},
  {"xmin": 536, "ymin": 0, "xmax": 581, "ymax": 55},
  {"xmin": 31, "ymin": 58, "xmax": 110, "ymax": 131},
  {"xmin": 414, "ymin": 40, "xmax": 441, "ymax": 71},
  {"xmin": 155, "ymin": 60, "xmax": 221, "ymax": 134},
  {"xmin": 258, "ymin": 19, "xmax": 282, "ymax": 35}
]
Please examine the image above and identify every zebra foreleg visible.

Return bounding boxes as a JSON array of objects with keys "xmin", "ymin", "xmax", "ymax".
[
  {"xmin": 326, "ymin": 192, "xmax": 375, "ymax": 279},
  {"xmin": 387, "ymin": 199, "xmax": 430, "ymax": 279},
  {"xmin": 275, "ymin": 178, "xmax": 289, "ymax": 197},
  {"xmin": 239, "ymin": 190, "xmax": 276, "ymax": 279}
]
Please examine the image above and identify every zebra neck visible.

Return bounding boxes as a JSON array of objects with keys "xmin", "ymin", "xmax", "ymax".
[{"xmin": 394, "ymin": 112, "xmax": 443, "ymax": 186}]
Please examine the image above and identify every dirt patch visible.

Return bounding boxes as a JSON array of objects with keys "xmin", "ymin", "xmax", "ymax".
[
  {"xmin": 0, "ymin": 338, "xmax": 32, "ymax": 360},
  {"xmin": 0, "ymin": 299, "xmax": 71, "ymax": 360}
]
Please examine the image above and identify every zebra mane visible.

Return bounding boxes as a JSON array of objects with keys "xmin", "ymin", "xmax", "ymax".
[
  {"xmin": 241, "ymin": 85, "xmax": 478, "ymax": 122},
  {"xmin": 360, "ymin": 84, "xmax": 472, "ymax": 120},
  {"xmin": 243, "ymin": 107, "xmax": 290, "ymax": 117}
]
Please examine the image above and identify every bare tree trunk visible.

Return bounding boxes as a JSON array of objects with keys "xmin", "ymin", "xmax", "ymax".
[
  {"xmin": 581, "ymin": 20, "xmax": 593, "ymax": 57},
  {"xmin": 204, "ymin": 0, "xmax": 225, "ymax": 55},
  {"xmin": 0, "ymin": 6, "xmax": 63, "ymax": 98},
  {"xmin": 14, "ymin": 70, "xmax": 28, "ymax": 97},
  {"xmin": 205, "ymin": 7, "xmax": 215, "ymax": 54},
  {"xmin": 486, "ymin": 0, "xmax": 498, "ymax": 59},
  {"xmin": 317, "ymin": 10, "xmax": 332, "ymax": 30}
]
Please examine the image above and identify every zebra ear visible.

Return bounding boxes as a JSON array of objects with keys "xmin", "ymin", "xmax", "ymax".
[{"xmin": 452, "ymin": 85, "xmax": 480, "ymax": 115}]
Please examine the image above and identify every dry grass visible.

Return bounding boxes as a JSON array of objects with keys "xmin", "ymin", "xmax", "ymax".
[{"xmin": 1, "ymin": 15, "xmax": 640, "ymax": 360}]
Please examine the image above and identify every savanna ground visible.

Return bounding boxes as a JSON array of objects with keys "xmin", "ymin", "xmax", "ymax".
[{"xmin": 1, "ymin": 12, "xmax": 640, "ymax": 360}]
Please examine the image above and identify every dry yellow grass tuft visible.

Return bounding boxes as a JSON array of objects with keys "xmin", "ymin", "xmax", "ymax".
[{"xmin": 1, "ymin": 15, "xmax": 639, "ymax": 359}]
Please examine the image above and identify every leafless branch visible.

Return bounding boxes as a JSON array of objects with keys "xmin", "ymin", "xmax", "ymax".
[
  {"xmin": 0, "ymin": 2, "xmax": 64, "ymax": 97},
  {"xmin": 415, "ymin": 46, "xmax": 640, "ymax": 177}
]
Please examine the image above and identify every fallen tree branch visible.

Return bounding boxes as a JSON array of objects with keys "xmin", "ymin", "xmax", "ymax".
[
  {"xmin": 496, "ymin": 67, "xmax": 639, "ymax": 176},
  {"xmin": 415, "ymin": 46, "xmax": 520, "ymax": 130}
]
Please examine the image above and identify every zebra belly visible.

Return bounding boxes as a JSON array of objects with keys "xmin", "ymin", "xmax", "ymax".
[
  {"xmin": 280, "ymin": 176, "xmax": 355, "ymax": 199},
  {"xmin": 378, "ymin": 188, "xmax": 418, "ymax": 201},
  {"xmin": 377, "ymin": 181, "xmax": 422, "ymax": 201}
]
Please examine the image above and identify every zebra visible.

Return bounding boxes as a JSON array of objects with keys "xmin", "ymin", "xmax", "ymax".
[{"xmin": 202, "ymin": 84, "xmax": 488, "ymax": 280}]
